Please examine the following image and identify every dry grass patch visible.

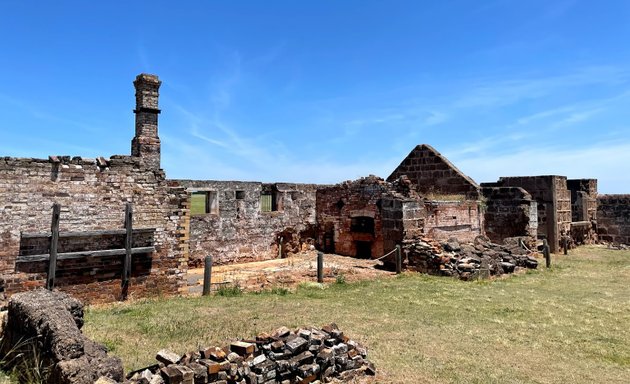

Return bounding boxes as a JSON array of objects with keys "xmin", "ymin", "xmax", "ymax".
[{"xmin": 84, "ymin": 246, "xmax": 630, "ymax": 383}]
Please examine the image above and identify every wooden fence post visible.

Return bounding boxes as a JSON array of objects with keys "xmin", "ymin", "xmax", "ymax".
[
  {"xmin": 317, "ymin": 252, "xmax": 324, "ymax": 283},
  {"xmin": 563, "ymin": 236, "xmax": 568, "ymax": 255},
  {"xmin": 543, "ymin": 238, "xmax": 551, "ymax": 268},
  {"xmin": 46, "ymin": 203, "xmax": 61, "ymax": 290},
  {"xmin": 203, "ymin": 255, "xmax": 213, "ymax": 296},
  {"xmin": 395, "ymin": 245, "xmax": 402, "ymax": 274},
  {"xmin": 121, "ymin": 203, "xmax": 133, "ymax": 300},
  {"xmin": 278, "ymin": 236, "xmax": 283, "ymax": 259}
]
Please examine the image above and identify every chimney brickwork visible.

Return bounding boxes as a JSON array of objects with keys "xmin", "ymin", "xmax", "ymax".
[{"xmin": 132, "ymin": 73, "xmax": 162, "ymax": 170}]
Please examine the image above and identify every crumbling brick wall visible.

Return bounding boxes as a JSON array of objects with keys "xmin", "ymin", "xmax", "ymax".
[
  {"xmin": 487, "ymin": 176, "xmax": 571, "ymax": 253},
  {"xmin": 316, "ymin": 176, "xmax": 396, "ymax": 259},
  {"xmin": 567, "ymin": 179, "xmax": 598, "ymax": 245},
  {"xmin": 0, "ymin": 156, "xmax": 189, "ymax": 304},
  {"xmin": 173, "ymin": 180, "xmax": 320, "ymax": 266},
  {"xmin": 567, "ymin": 179, "xmax": 598, "ymax": 222},
  {"xmin": 0, "ymin": 74, "xmax": 189, "ymax": 305},
  {"xmin": 317, "ymin": 176, "xmax": 484, "ymax": 258},
  {"xmin": 422, "ymin": 200, "xmax": 484, "ymax": 243},
  {"xmin": 387, "ymin": 144, "xmax": 480, "ymax": 198},
  {"xmin": 597, "ymin": 194, "xmax": 630, "ymax": 245},
  {"xmin": 481, "ymin": 187, "xmax": 537, "ymax": 245}
]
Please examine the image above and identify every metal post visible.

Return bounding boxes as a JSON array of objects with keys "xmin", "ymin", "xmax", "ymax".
[
  {"xmin": 317, "ymin": 251, "xmax": 324, "ymax": 283},
  {"xmin": 543, "ymin": 238, "xmax": 551, "ymax": 268},
  {"xmin": 203, "ymin": 255, "xmax": 213, "ymax": 296},
  {"xmin": 46, "ymin": 203, "xmax": 61, "ymax": 290},
  {"xmin": 121, "ymin": 203, "xmax": 133, "ymax": 300},
  {"xmin": 395, "ymin": 245, "xmax": 402, "ymax": 274}
]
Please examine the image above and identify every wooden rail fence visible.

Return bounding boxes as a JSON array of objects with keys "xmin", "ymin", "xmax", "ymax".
[{"xmin": 16, "ymin": 203, "xmax": 155, "ymax": 300}]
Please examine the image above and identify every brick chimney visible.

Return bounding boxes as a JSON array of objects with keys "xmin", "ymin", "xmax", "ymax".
[{"xmin": 131, "ymin": 73, "xmax": 162, "ymax": 169}]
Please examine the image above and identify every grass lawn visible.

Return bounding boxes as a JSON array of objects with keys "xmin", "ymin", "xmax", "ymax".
[{"xmin": 84, "ymin": 246, "xmax": 630, "ymax": 383}]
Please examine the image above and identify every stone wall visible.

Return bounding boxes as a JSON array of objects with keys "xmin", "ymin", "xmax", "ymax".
[
  {"xmin": 485, "ymin": 176, "xmax": 571, "ymax": 253},
  {"xmin": 387, "ymin": 144, "xmax": 480, "ymax": 198},
  {"xmin": 597, "ymin": 194, "xmax": 630, "ymax": 245},
  {"xmin": 0, "ymin": 156, "xmax": 189, "ymax": 304},
  {"xmin": 481, "ymin": 187, "xmax": 538, "ymax": 245},
  {"xmin": 173, "ymin": 180, "xmax": 320, "ymax": 266}
]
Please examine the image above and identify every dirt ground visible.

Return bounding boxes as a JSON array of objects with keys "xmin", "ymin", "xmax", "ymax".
[{"xmin": 186, "ymin": 251, "xmax": 395, "ymax": 294}]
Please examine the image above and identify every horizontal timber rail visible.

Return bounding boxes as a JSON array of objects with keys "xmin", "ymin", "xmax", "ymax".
[
  {"xmin": 20, "ymin": 202, "xmax": 147, "ymax": 300},
  {"xmin": 20, "ymin": 227, "xmax": 155, "ymax": 239},
  {"xmin": 16, "ymin": 246, "xmax": 155, "ymax": 263}
]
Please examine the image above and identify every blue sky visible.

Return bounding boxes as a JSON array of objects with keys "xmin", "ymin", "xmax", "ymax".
[{"xmin": 1, "ymin": 1, "xmax": 630, "ymax": 193}]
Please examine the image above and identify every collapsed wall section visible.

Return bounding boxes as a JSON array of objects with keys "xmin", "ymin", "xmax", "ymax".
[
  {"xmin": 0, "ymin": 155, "xmax": 189, "ymax": 304},
  {"xmin": 597, "ymin": 194, "xmax": 630, "ymax": 245},
  {"xmin": 173, "ymin": 180, "xmax": 320, "ymax": 266}
]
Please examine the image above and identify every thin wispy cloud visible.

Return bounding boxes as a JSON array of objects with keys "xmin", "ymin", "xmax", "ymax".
[
  {"xmin": 452, "ymin": 66, "xmax": 630, "ymax": 109},
  {"xmin": 453, "ymin": 140, "xmax": 630, "ymax": 193}
]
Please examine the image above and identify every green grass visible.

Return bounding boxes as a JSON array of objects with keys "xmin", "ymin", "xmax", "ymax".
[
  {"xmin": 190, "ymin": 193, "xmax": 207, "ymax": 215},
  {"xmin": 84, "ymin": 246, "xmax": 630, "ymax": 383}
]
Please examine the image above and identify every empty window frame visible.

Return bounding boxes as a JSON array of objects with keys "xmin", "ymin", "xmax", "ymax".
[
  {"xmin": 260, "ymin": 192, "xmax": 275, "ymax": 212},
  {"xmin": 191, "ymin": 191, "xmax": 218, "ymax": 215}
]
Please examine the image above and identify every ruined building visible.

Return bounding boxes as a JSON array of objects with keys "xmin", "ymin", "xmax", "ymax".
[
  {"xmin": 0, "ymin": 74, "xmax": 189, "ymax": 304},
  {"xmin": 1, "ymin": 73, "xmax": 629, "ymax": 304}
]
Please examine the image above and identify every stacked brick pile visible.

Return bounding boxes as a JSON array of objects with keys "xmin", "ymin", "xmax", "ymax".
[
  {"xmin": 404, "ymin": 235, "xmax": 538, "ymax": 280},
  {"xmin": 125, "ymin": 324, "xmax": 375, "ymax": 384}
]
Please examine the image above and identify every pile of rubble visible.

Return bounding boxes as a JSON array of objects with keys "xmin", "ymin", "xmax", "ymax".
[
  {"xmin": 404, "ymin": 235, "xmax": 538, "ymax": 280},
  {"xmin": 125, "ymin": 324, "xmax": 375, "ymax": 384}
]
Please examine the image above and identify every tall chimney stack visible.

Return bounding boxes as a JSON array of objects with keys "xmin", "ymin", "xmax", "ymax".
[{"xmin": 131, "ymin": 73, "xmax": 161, "ymax": 169}]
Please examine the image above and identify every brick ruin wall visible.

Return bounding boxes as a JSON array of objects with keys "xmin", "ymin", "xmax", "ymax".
[
  {"xmin": 488, "ymin": 176, "xmax": 571, "ymax": 253},
  {"xmin": 597, "ymin": 195, "xmax": 630, "ymax": 245},
  {"xmin": 0, "ymin": 156, "xmax": 189, "ymax": 304},
  {"xmin": 422, "ymin": 200, "xmax": 484, "ymax": 243},
  {"xmin": 567, "ymin": 179, "xmax": 598, "ymax": 222},
  {"xmin": 316, "ymin": 176, "xmax": 484, "ymax": 258},
  {"xmin": 387, "ymin": 144, "xmax": 480, "ymax": 198},
  {"xmin": 567, "ymin": 179, "xmax": 598, "ymax": 245},
  {"xmin": 173, "ymin": 180, "xmax": 320, "ymax": 266},
  {"xmin": 481, "ymin": 187, "xmax": 538, "ymax": 246},
  {"xmin": 316, "ymin": 177, "xmax": 394, "ymax": 258}
]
